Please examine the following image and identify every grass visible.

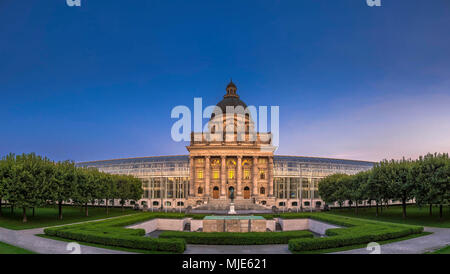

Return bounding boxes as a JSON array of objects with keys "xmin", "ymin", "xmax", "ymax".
[
  {"xmin": 328, "ymin": 205, "xmax": 450, "ymax": 228},
  {"xmin": 0, "ymin": 206, "xmax": 136, "ymax": 230},
  {"xmin": 0, "ymin": 241, "xmax": 35, "ymax": 254},
  {"xmin": 430, "ymin": 245, "xmax": 450, "ymax": 254},
  {"xmin": 293, "ymin": 231, "xmax": 432, "ymax": 254},
  {"xmin": 36, "ymin": 234, "xmax": 174, "ymax": 254}
]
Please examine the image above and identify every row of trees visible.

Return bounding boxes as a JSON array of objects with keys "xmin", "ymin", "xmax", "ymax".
[
  {"xmin": 0, "ymin": 153, "xmax": 143, "ymax": 222},
  {"xmin": 319, "ymin": 153, "xmax": 450, "ymax": 219}
]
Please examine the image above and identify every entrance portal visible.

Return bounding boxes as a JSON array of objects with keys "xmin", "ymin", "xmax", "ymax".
[
  {"xmin": 213, "ymin": 186, "xmax": 219, "ymax": 199},
  {"xmin": 244, "ymin": 186, "xmax": 250, "ymax": 199},
  {"xmin": 228, "ymin": 186, "xmax": 235, "ymax": 200}
]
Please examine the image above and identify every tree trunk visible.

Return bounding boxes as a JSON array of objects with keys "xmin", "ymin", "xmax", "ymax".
[
  {"xmin": 85, "ymin": 203, "xmax": 88, "ymax": 217},
  {"xmin": 106, "ymin": 198, "xmax": 109, "ymax": 215},
  {"xmin": 380, "ymin": 202, "xmax": 383, "ymax": 214},
  {"xmin": 11, "ymin": 205, "xmax": 14, "ymax": 215},
  {"xmin": 58, "ymin": 201, "xmax": 63, "ymax": 220},
  {"xmin": 439, "ymin": 204, "xmax": 443, "ymax": 219},
  {"xmin": 402, "ymin": 199, "xmax": 407, "ymax": 219},
  {"xmin": 0, "ymin": 198, "xmax": 2, "ymax": 217},
  {"xmin": 429, "ymin": 204, "xmax": 433, "ymax": 216},
  {"xmin": 355, "ymin": 202, "xmax": 358, "ymax": 214},
  {"xmin": 32, "ymin": 207, "xmax": 35, "ymax": 217},
  {"xmin": 376, "ymin": 202, "xmax": 379, "ymax": 217},
  {"xmin": 22, "ymin": 207, "xmax": 27, "ymax": 223}
]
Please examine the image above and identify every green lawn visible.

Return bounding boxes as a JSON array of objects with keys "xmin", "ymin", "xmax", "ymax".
[
  {"xmin": 0, "ymin": 241, "xmax": 34, "ymax": 254},
  {"xmin": 0, "ymin": 206, "xmax": 136, "ymax": 230},
  {"xmin": 328, "ymin": 205, "xmax": 450, "ymax": 228},
  {"xmin": 431, "ymin": 245, "xmax": 450, "ymax": 254}
]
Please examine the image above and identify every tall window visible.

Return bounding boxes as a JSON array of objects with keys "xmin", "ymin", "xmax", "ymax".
[
  {"xmin": 243, "ymin": 169, "xmax": 250, "ymax": 179},
  {"xmin": 228, "ymin": 169, "xmax": 235, "ymax": 179},
  {"xmin": 259, "ymin": 170, "xmax": 266, "ymax": 179},
  {"xmin": 213, "ymin": 170, "xmax": 220, "ymax": 179},
  {"xmin": 260, "ymin": 187, "xmax": 265, "ymax": 195},
  {"xmin": 198, "ymin": 187, "xmax": 203, "ymax": 194},
  {"xmin": 258, "ymin": 158, "xmax": 267, "ymax": 164},
  {"xmin": 197, "ymin": 170, "xmax": 204, "ymax": 179}
]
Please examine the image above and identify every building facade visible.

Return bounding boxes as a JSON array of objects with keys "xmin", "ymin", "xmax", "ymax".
[{"xmin": 77, "ymin": 82, "xmax": 374, "ymax": 210}]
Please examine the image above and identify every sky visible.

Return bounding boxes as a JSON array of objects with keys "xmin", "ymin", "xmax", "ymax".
[{"xmin": 0, "ymin": 0, "xmax": 449, "ymax": 163}]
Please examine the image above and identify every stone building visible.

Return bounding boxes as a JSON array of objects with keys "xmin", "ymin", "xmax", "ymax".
[{"xmin": 77, "ymin": 81, "xmax": 374, "ymax": 211}]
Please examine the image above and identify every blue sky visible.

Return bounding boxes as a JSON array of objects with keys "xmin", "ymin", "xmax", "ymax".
[{"xmin": 1, "ymin": 0, "xmax": 449, "ymax": 162}]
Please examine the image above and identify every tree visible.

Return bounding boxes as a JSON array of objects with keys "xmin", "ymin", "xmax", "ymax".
[
  {"xmin": 3, "ymin": 153, "xmax": 51, "ymax": 222},
  {"xmin": 348, "ymin": 171, "xmax": 369, "ymax": 214},
  {"xmin": 319, "ymin": 173, "xmax": 346, "ymax": 207},
  {"xmin": 50, "ymin": 161, "xmax": 77, "ymax": 220},
  {"xmin": 368, "ymin": 161, "xmax": 392, "ymax": 217},
  {"xmin": 389, "ymin": 158, "xmax": 415, "ymax": 219},
  {"xmin": 73, "ymin": 167, "xmax": 96, "ymax": 217}
]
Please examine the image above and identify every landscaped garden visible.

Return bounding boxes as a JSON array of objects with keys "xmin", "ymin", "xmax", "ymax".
[{"xmin": 42, "ymin": 212, "xmax": 424, "ymax": 254}]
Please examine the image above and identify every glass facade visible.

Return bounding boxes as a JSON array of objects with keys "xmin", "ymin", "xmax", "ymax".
[{"xmin": 76, "ymin": 155, "xmax": 373, "ymax": 208}]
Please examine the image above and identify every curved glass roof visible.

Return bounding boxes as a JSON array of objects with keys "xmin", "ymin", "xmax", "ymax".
[{"xmin": 76, "ymin": 155, "xmax": 374, "ymax": 167}]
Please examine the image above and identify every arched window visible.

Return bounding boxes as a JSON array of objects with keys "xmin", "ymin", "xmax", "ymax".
[
  {"xmin": 177, "ymin": 201, "xmax": 184, "ymax": 207},
  {"xmin": 198, "ymin": 187, "xmax": 203, "ymax": 194},
  {"xmin": 304, "ymin": 201, "xmax": 310, "ymax": 207},
  {"xmin": 261, "ymin": 200, "xmax": 267, "ymax": 205},
  {"xmin": 213, "ymin": 186, "xmax": 219, "ymax": 191},
  {"xmin": 291, "ymin": 202, "xmax": 298, "ymax": 207},
  {"xmin": 259, "ymin": 170, "xmax": 266, "ymax": 179},
  {"xmin": 152, "ymin": 201, "xmax": 159, "ymax": 206},
  {"xmin": 165, "ymin": 201, "xmax": 171, "ymax": 207},
  {"xmin": 315, "ymin": 201, "xmax": 322, "ymax": 207},
  {"xmin": 260, "ymin": 187, "xmax": 265, "ymax": 195},
  {"xmin": 279, "ymin": 202, "xmax": 286, "ymax": 207}
]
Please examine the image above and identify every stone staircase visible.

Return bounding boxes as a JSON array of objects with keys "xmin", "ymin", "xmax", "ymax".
[{"xmin": 193, "ymin": 198, "xmax": 268, "ymax": 211}]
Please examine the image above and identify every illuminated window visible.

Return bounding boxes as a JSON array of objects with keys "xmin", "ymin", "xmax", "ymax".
[
  {"xmin": 213, "ymin": 170, "xmax": 220, "ymax": 179},
  {"xmin": 197, "ymin": 170, "xmax": 204, "ymax": 179},
  {"xmin": 259, "ymin": 170, "xmax": 266, "ymax": 179},
  {"xmin": 243, "ymin": 169, "xmax": 250, "ymax": 179},
  {"xmin": 197, "ymin": 158, "xmax": 204, "ymax": 164},
  {"xmin": 258, "ymin": 158, "xmax": 267, "ymax": 164},
  {"xmin": 228, "ymin": 169, "xmax": 235, "ymax": 179}
]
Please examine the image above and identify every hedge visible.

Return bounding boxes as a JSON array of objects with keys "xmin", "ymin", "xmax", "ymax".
[
  {"xmin": 159, "ymin": 230, "xmax": 313, "ymax": 245},
  {"xmin": 43, "ymin": 212, "xmax": 197, "ymax": 253},
  {"xmin": 282, "ymin": 213, "xmax": 423, "ymax": 252}
]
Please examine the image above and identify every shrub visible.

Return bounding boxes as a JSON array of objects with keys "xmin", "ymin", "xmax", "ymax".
[
  {"xmin": 282, "ymin": 213, "xmax": 423, "ymax": 252},
  {"xmin": 159, "ymin": 230, "xmax": 313, "ymax": 245}
]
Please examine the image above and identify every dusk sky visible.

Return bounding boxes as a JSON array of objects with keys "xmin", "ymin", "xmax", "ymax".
[{"xmin": 1, "ymin": 0, "xmax": 449, "ymax": 163}]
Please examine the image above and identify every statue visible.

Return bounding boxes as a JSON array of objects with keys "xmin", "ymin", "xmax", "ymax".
[{"xmin": 229, "ymin": 187, "xmax": 235, "ymax": 202}]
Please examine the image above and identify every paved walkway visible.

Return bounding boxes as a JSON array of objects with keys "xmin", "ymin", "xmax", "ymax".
[
  {"xmin": 334, "ymin": 227, "xmax": 450, "ymax": 254},
  {"xmin": 0, "ymin": 215, "xmax": 136, "ymax": 254},
  {"xmin": 2, "ymin": 219, "xmax": 449, "ymax": 254}
]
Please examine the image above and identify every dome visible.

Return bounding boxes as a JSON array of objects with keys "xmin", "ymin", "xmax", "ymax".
[
  {"xmin": 216, "ymin": 97, "xmax": 248, "ymax": 113},
  {"xmin": 215, "ymin": 80, "xmax": 247, "ymax": 113}
]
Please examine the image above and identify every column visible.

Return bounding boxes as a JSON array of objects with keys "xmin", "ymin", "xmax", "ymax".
[
  {"xmin": 189, "ymin": 157, "xmax": 195, "ymax": 197},
  {"xmin": 268, "ymin": 156, "xmax": 274, "ymax": 196},
  {"xmin": 220, "ymin": 156, "xmax": 226, "ymax": 197},
  {"xmin": 252, "ymin": 156, "xmax": 258, "ymax": 196},
  {"xmin": 237, "ymin": 156, "xmax": 242, "ymax": 196},
  {"xmin": 205, "ymin": 156, "xmax": 210, "ymax": 197}
]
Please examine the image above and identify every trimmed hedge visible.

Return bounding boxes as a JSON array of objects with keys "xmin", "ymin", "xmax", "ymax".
[
  {"xmin": 280, "ymin": 213, "xmax": 423, "ymax": 252},
  {"xmin": 44, "ymin": 213, "xmax": 195, "ymax": 253},
  {"xmin": 159, "ymin": 230, "xmax": 313, "ymax": 245}
]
